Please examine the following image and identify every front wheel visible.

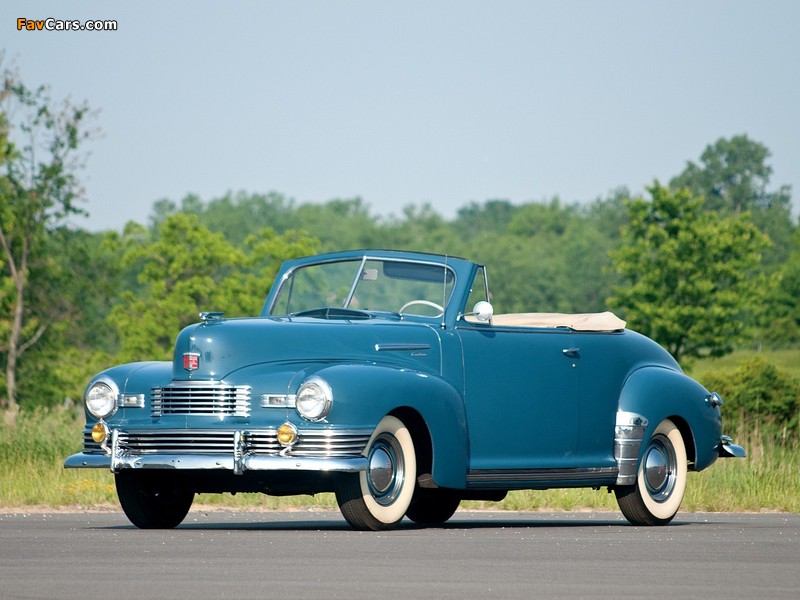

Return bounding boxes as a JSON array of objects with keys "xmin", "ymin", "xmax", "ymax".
[
  {"xmin": 115, "ymin": 471, "xmax": 194, "ymax": 529},
  {"xmin": 615, "ymin": 418, "xmax": 687, "ymax": 526},
  {"xmin": 335, "ymin": 415, "xmax": 416, "ymax": 531}
]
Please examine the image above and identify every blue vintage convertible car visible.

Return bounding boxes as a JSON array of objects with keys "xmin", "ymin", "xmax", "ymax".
[{"xmin": 65, "ymin": 249, "xmax": 745, "ymax": 529}]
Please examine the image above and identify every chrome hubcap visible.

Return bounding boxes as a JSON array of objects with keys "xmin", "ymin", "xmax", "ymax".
[
  {"xmin": 366, "ymin": 434, "xmax": 404, "ymax": 506},
  {"xmin": 643, "ymin": 434, "xmax": 676, "ymax": 503},
  {"xmin": 368, "ymin": 447, "xmax": 394, "ymax": 494}
]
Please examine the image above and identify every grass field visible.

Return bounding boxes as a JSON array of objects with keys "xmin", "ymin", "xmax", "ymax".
[
  {"xmin": 1, "ymin": 349, "xmax": 798, "ymax": 514},
  {"xmin": 687, "ymin": 348, "xmax": 800, "ymax": 384}
]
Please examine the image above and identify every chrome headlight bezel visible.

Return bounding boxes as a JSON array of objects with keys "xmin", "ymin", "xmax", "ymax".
[
  {"xmin": 85, "ymin": 378, "xmax": 119, "ymax": 420},
  {"xmin": 295, "ymin": 376, "xmax": 333, "ymax": 421}
]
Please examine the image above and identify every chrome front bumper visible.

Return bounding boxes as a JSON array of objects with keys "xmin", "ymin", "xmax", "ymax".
[
  {"xmin": 64, "ymin": 451, "xmax": 368, "ymax": 473},
  {"xmin": 64, "ymin": 426, "xmax": 370, "ymax": 474}
]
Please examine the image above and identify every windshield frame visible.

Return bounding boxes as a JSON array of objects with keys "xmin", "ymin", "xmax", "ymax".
[{"xmin": 266, "ymin": 255, "xmax": 458, "ymax": 320}]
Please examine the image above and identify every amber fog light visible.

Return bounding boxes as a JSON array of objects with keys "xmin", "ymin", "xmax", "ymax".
[
  {"xmin": 91, "ymin": 421, "xmax": 109, "ymax": 444},
  {"xmin": 277, "ymin": 422, "xmax": 298, "ymax": 447}
]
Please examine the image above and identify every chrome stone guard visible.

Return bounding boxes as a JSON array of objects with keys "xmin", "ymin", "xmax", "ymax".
[
  {"xmin": 613, "ymin": 411, "xmax": 649, "ymax": 486},
  {"xmin": 64, "ymin": 427, "xmax": 369, "ymax": 474}
]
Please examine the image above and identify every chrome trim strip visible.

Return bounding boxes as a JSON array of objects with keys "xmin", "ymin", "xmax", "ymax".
[
  {"xmin": 466, "ymin": 466, "xmax": 618, "ymax": 484},
  {"xmin": 614, "ymin": 411, "xmax": 649, "ymax": 485},
  {"xmin": 374, "ymin": 343, "xmax": 432, "ymax": 352}
]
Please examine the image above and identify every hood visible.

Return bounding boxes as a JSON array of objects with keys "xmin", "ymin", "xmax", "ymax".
[{"xmin": 171, "ymin": 316, "xmax": 443, "ymax": 380}]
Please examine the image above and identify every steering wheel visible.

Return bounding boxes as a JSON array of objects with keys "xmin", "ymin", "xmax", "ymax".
[{"xmin": 398, "ymin": 299, "xmax": 444, "ymax": 317}]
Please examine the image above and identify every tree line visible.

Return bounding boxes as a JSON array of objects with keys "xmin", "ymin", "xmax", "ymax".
[{"xmin": 1, "ymin": 64, "xmax": 798, "ymax": 414}]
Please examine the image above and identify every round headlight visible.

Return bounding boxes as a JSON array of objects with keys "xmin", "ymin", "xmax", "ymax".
[
  {"xmin": 296, "ymin": 376, "xmax": 333, "ymax": 421},
  {"xmin": 85, "ymin": 380, "xmax": 118, "ymax": 419}
]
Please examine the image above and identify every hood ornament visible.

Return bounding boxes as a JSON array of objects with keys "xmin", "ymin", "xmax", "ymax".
[{"xmin": 200, "ymin": 311, "xmax": 224, "ymax": 323}]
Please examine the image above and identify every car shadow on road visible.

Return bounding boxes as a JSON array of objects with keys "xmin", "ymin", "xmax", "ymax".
[{"xmin": 95, "ymin": 512, "xmax": 698, "ymax": 532}]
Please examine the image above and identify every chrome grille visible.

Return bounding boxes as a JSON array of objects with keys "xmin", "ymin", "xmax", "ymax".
[
  {"xmin": 248, "ymin": 430, "xmax": 372, "ymax": 457},
  {"xmin": 151, "ymin": 382, "xmax": 251, "ymax": 417},
  {"xmin": 120, "ymin": 430, "xmax": 236, "ymax": 454},
  {"xmin": 118, "ymin": 429, "xmax": 371, "ymax": 457}
]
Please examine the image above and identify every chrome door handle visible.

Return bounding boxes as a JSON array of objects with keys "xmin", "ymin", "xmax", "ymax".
[{"xmin": 562, "ymin": 347, "xmax": 580, "ymax": 358}]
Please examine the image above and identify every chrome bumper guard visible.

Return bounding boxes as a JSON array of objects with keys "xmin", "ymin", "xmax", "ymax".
[{"xmin": 718, "ymin": 435, "xmax": 747, "ymax": 458}]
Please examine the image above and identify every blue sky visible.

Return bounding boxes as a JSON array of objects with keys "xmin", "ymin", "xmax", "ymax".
[{"xmin": 3, "ymin": 1, "xmax": 798, "ymax": 231}]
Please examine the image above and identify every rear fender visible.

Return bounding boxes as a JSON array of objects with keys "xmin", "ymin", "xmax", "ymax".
[{"xmin": 618, "ymin": 366, "xmax": 722, "ymax": 472}]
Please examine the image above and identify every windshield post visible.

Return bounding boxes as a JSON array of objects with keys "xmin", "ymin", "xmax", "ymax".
[{"xmin": 343, "ymin": 256, "xmax": 368, "ymax": 309}]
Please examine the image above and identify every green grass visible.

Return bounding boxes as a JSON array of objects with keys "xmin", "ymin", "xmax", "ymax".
[
  {"xmin": 687, "ymin": 348, "xmax": 800, "ymax": 384},
  {"xmin": 2, "ymin": 348, "xmax": 798, "ymax": 514}
]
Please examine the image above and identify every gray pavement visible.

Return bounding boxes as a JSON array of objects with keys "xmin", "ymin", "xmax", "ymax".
[{"xmin": 1, "ymin": 510, "xmax": 798, "ymax": 599}]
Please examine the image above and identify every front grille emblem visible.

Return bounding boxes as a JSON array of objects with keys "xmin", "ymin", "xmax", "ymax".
[{"xmin": 183, "ymin": 352, "xmax": 200, "ymax": 371}]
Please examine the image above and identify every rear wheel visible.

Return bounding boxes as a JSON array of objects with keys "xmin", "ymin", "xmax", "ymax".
[
  {"xmin": 615, "ymin": 419, "xmax": 687, "ymax": 526},
  {"xmin": 336, "ymin": 415, "xmax": 416, "ymax": 531},
  {"xmin": 115, "ymin": 471, "xmax": 194, "ymax": 529},
  {"xmin": 405, "ymin": 488, "xmax": 461, "ymax": 525}
]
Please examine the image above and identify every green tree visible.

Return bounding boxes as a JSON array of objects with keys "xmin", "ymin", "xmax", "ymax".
[
  {"xmin": 0, "ymin": 65, "xmax": 93, "ymax": 412},
  {"xmin": 670, "ymin": 135, "xmax": 794, "ymax": 271},
  {"xmin": 670, "ymin": 134, "xmax": 791, "ymax": 214},
  {"xmin": 108, "ymin": 214, "xmax": 246, "ymax": 361},
  {"xmin": 108, "ymin": 213, "xmax": 318, "ymax": 362},
  {"xmin": 760, "ymin": 228, "xmax": 800, "ymax": 345},
  {"xmin": 609, "ymin": 183, "xmax": 768, "ymax": 363},
  {"xmin": 379, "ymin": 203, "xmax": 460, "ymax": 254},
  {"xmin": 235, "ymin": 227, "xmax": 320, "ymax": 315},
  {"xmin": 454, "ymin": 199, "xmax": 519, "ymax": 238}
]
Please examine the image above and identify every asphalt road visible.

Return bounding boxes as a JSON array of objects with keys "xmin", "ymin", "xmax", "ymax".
[{"xmin": 1, "ymin": 510, "xmax": 798, "ymax": 600}]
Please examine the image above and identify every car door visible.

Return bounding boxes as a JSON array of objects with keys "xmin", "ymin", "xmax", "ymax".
[{"xmin": 456, "ymin": 323, "xmax": 582, "ymax": 483}]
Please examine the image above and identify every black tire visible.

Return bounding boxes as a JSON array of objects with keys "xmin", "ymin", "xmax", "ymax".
[
  {"xmin": 405, "ymin": 488, "xmax": 461, "ymax": 525},
  {"xmin": 115, "ymin": 470, "xmax": 194, "ymax": 529},
  {"xmin": 615, "ymin": 418, "xmax": 687, "ymax": 526},
  {"xmin": 335, "ymin": 415, "xmax": 416, "ymax": 531}
]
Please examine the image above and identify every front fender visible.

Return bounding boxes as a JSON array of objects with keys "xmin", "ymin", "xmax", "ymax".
[
  {"xmin": 618, "ymin": 366, "xmax": 722, "ymax": 472},
  {"xmin": 309, "ymin": 364, "xmax": 469, "ymax": 488},
  {"xmin": 85, "ymin": 361, "xmax": 171, "ymax": 423}
]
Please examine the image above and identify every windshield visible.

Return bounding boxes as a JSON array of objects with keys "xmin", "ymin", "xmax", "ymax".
[{"xmin": 270, "ymin": 258, "xmax": 455, "ymax": 318}]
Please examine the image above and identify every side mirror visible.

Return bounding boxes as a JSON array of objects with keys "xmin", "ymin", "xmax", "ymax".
[{"xmin": 472, "ymin": 301, "xmax": 493, "ymax": 322}]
